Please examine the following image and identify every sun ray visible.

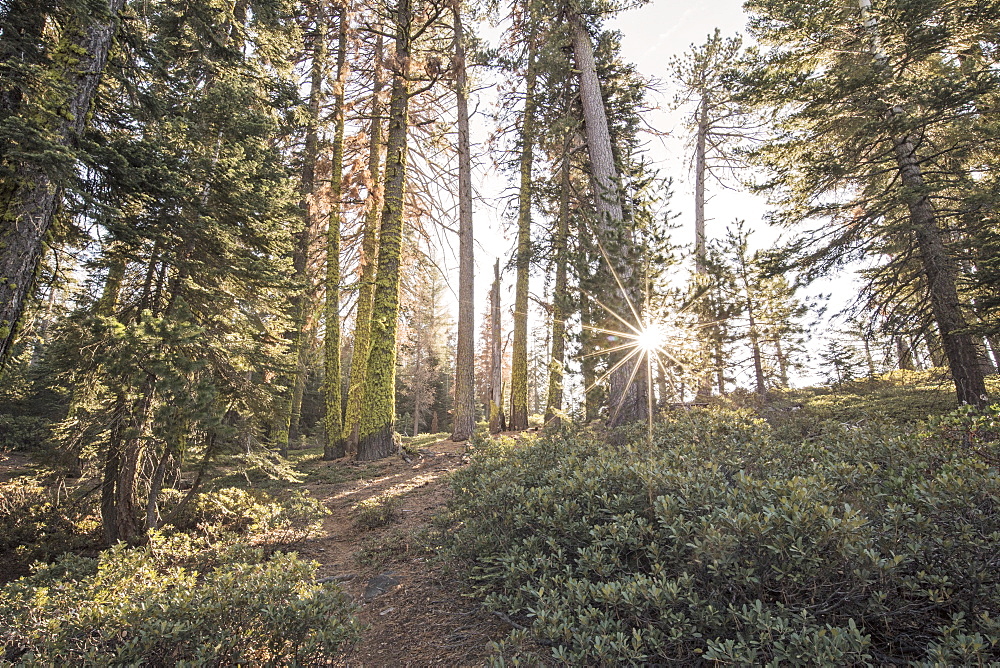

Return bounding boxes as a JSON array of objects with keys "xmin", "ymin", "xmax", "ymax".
[
  {"xmin": 583, "ymin": 345, "xmax": 646, "ymax": 397},
  {"xmin": 609, "ymin": 348, "xmax": 648, "ymax": 425},
  {"xmin": 591, "ymin": 235, "xmax": 644, "ymax": 329},
  {"xmin": 579, "ymin": 288, "xmax": 644, "ymax": 336}
]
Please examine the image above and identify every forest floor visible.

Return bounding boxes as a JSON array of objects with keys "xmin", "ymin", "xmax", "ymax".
[{"xmin": 286, "ymin": 434, "xmax": 530, "ymax": 667}]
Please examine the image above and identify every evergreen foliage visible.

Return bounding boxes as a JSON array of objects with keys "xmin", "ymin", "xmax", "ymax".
[
  {"xmin": 0, "ymin": 533, "xmax": 360, "ymax": 665},
  {"xmin": 448, "ymin": 408, "xmax": 1000, "ymax": 665}
]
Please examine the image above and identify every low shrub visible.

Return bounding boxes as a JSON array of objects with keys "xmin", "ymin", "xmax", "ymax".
[
  {"xmin": 0, "ymin": 415, "xmax": 49, "ymax": 452},
  {"xmin": 353, "ymin": 493, "xmax": 400, "ymax": 529},
  {"xmin": 0, "ymin": 532, "xmax": 361, "ymax": 665},
  {"xmin": 161, "ymin": 486, "xmax": 329, "ymax": 544},
  {"xmin": 447, "ymin": 409, "xmax": 1000, "ymax": 665},
  {"xmin": 0, "ymin": 479, "xmax": 100, "ymax": 584}
]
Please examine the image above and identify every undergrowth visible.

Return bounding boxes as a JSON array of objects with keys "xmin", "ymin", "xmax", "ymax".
[
  {"xmin": 447, "ymin": 407, "xmax": 1000, "ymax": 665},
  {"xmin": 0, "ymin": 532, "xmax": 362, "ymax": 665}
]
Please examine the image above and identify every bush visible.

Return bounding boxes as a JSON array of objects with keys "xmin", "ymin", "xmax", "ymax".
[
  {"xmin": 161, "ymin": 486, "xmax": 329, "ymax": 544},
  {"xmin": 0, "ymin": 532, "xmax": 361, "ymax": 666},
  {"xmin": 447, "ymin": 409, "xmax": 1000, "ymax": 665},
  {"xmin": 353, "ymin": 493, "xmax": 400, "ymax": 529},
  {"xmin": 0, "ymin": 415, "xmax": 49, "ymax": 452},
  {"xmin": 0, "ymin": 479, "xmax": 100, "ymax": 584}
]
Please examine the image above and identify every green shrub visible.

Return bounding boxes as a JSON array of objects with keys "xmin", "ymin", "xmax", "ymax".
[
  {"xmin": 0, "ymin": 532, "xmax": 361, "ymax": 666},
  {"xmin": 925, "ymin": 403, "xmax": 1000, "ymax": 466},
  {"xmin": 353, "ymin": 493, "xmax": 400, "ymax": 529},
  {"xmin": 0, "ymin": 479, "xmax": 100, "ymax": 584},
  {"xmin": 447, "ymin": 409, "xmax": 1000, "ymax": 665},
  {"xmin": 0, "ymin": 415, "xmax": 49, "ymax": 451},
  {"xmin": 162, "ymin": 486, "xmax": 329, "ymax": 543}
]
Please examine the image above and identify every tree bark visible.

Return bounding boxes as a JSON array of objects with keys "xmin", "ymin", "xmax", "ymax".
[
  {"xmin": 893, "ymin": 134, "xmax": 986, "ymax": 404},
  {"xmin": 568, "ymin": 9, "xmax": 647, "ymax": 428},
  {"xmin": 344, "ymin": 35, "xmax": 384, "ymax": 454},
  {"xmin": 545, "ymin": 147, "xmax": 571, "ymax": 425},
  {"xmin": 0, "ymin": 0, "xmax": 126, "ymax": 368},
  {"xmin": 323, "ymin": 4, "xmax": 350, "ymax": 460},
  {"xmin": 280, "ymin": 0, "xmax": 328, "ymax": 455},
  {"xmin": 450, "ymin": 0, "xmax": 476, "ymax": 441},
  {"xmin": 357, "ymin": 0, "xmax": 411, "ymax": 461},
  {"xmin": 488, "ymin": 260, "xmax": 504, "ymax": 434},
  {"xmin": 693, "ymin": 96, "xmax": 715, "ymax": 402},
  {"xmin": 510, "ymin": 39, "xmax": 537, "ymax": 433}
]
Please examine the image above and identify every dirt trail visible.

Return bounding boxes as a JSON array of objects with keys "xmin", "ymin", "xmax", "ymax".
[{"xmin": 291, "ymin": 437, "xmax": 515, "ymax": 667}]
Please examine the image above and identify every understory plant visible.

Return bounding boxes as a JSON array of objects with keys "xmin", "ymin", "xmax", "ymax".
[
  {"xmin": 447, "ymin": 409, "xmax": 1000, "ymax": 665},
  {"xmin": 0, "ymin": 531, "xmax": 361, "ymax": 666}
]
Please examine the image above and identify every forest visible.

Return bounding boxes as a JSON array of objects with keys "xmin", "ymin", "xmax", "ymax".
[{"xmin": 1, "ymin": 0, "xmax": 999, "ymax": 664}]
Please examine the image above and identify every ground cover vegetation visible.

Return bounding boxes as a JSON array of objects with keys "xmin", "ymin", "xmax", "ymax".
[
  {"xmin": 2, "ymin": 0, "xmax": 1000, "ymax": 661},
  {"xmin": 447, "ymin": 387, "xmax": 1000, "ymax": 665}
]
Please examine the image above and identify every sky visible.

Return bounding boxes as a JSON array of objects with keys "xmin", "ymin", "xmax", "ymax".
[{"xmin": 447, "ymin": 0, "xmax": 852, "ymax": 391}]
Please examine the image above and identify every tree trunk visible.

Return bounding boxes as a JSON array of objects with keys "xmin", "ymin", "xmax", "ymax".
[
  {"xmin": 896, "ymin": 336, "xmax": 914, "ymax": 370},
  {"xmin": 893, "ymin": 133, "xmax": 984, "ymax": 403},
  {"xmin": 545, "ymin": 147, "xmax": 571, "ymax": 425},
  {"xmin": 412, "ymin": 322, "xmax": 422, "ymax": 437},
  {"xmin": 694, "ymin": 98, "xmax": 708, "ymax": 275},
  {"xmin": 0, "ymin": 0, "xmax": 126, "ymax": 368},
  {"xmin": 280, "ymin": 1, "xmax": 328, "ymax": 455},
  {"xmin": 861, "ymin": 335, "xmax": 875, "ymax": 377},
  {"xmin": 747, "ymin": 305, "xmax": 766, "ymax": 397},
  {"xmin": 568, "ymin": 10, "xmax": 647, "ymax": 428},
  {"xmin": 509, "ymin": 40, "xmax": 537, "ymax": 433},
  {"xmin": 344, "ymin": 35, "xmax": 384, "ymax": 454},
  {"xmin": 357, "ymin": 0, "xmax": 411, "ymax": 461},
  {"xmin": 323, "ymin": 4, "xmax": 349, "ymax": 460},
  {"xmin": 450, "ymin": 0, "xmax": 475, "ymax": 441},
  {"xmin": 488, "ymin": 260, "xmax": 504, "ymax": 434},
  {"xmin": 102, "ymin": 377, "xmax": 155, "ymax": 545}
]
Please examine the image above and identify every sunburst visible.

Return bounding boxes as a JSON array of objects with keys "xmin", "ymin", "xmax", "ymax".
[{"xmin": 572, "ymin": 238, "xmax": 710, "ymax": 443}]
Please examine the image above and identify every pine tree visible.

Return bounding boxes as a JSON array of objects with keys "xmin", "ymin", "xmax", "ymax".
[
  {"xmin": 323, "ymin": 2, "xmax": 350, "ymax": 460},
  {"xmin": 509, "ymin": 30, "xmax": 538, "ymax": 433},
  {"xmin": 450, "ymin": 0, "xmax": 475, "ymax": 442},
  {"xmin": 567, "ymin": 6, "xmax": 647, "ymax": 427},
  {"xmin": 0, "ymin": 0, "xmax": 126, "ymax": 368},
  {"xmin": 746, "ymin": 0, "xmax": 997, "ymax": 406},
  {"xmin": 344, "ymin": 34, "xmax": 385, "ymax": 453},
  {"xmin": 357, "ymin": 0, "xmax": 445, "ymax": 460}
]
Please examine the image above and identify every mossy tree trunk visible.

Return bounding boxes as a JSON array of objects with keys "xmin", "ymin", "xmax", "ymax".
[
  {"xmin": 323, "ymin": 2, "xmax": 349, "ymax": 460},
  {"xmin": 357, "ymin": 0, "xmax": 413, "ymax": 461},
  {"xmin": 344, "ymin": 35, "xmax": 384, "ymax": 454},
  {"xmin": 0, "ymin": 0, "xmax": 126, "ymax": 369}
]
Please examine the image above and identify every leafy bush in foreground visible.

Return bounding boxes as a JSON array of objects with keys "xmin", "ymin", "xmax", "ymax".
[
  {"xmin": 448, "ymin": 409, "xmax": 1000, "ymax": 665},
  {"xmin": 0, "ymin": 532, "xmax": 361, "ymax": 666}
]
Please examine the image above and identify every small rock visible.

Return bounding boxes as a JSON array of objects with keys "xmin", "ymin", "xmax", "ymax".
[
  {"xmin": 379, "ymin": 607, "xmax": 395, "ymax": 616},
  {"xmin": 363, "ymin": 572, "xmax": 401, "ymax": 602}
]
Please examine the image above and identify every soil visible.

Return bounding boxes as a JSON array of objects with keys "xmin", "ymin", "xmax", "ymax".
[{"xmin": 289, "ymin": 436, "xmax": 532, "ymax": 667}]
